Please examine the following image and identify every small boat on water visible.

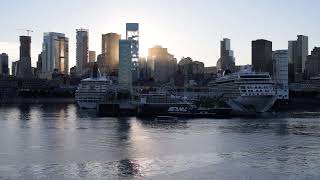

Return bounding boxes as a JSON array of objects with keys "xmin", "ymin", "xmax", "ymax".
[{"xmin": 155, "ymin": 116, "xmax": 178, "ymax": 122}]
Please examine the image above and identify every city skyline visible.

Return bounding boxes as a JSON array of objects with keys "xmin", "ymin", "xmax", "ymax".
[{"xmin": 1, "ymin": 0, "xmax": 320, "ymax": 69}]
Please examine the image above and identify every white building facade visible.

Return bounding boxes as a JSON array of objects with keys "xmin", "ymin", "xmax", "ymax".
[{"xmin": 273, "ymin": 50, "xmax": 289, "ymax": 100}]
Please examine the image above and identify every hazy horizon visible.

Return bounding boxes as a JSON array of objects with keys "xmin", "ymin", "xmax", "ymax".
[{"xmin": 1, "ymin": 0, "xmax": 320, "ymax": 69}]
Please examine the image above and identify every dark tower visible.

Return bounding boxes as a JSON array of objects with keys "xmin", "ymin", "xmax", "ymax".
[
  {"xmin": 252, "ymin": 39, "xmax": 273, "ymax": 74},
  {"xmin": 20, "ymin": 36, "xmax": 31, "ymax": 59},
  {"xmin": 18, "ymin": 36, "xmax": 32, "ymax": 77}
]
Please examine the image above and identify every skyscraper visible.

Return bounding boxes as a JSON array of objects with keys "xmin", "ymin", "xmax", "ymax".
[
  {"xmin": 126, "ymin": 23, "xmax": 140, "ymax": 82},
  {"xmin": 288, "ymin": 35, "xmax": 308, "ymax": 82},
  {"xmin": 147, "ymin": 45, "xmax": 177, "ymax": 82},
  {"xmin": 42, "ymin": 32, "xmax": 69, "ymax": 76},
  {"xmin": 0, "ymin": 53, "xmax": 9, "ymax": 76},
  {"xmin": 18, "ymin": 36, "xmax": 32, "ymax": 77},
  {"xmin": 11, "ymin": 61, "xmax": 19, "ymax": 76},
  {"xmin": 126, "ymin": 23, "xmax": 139, "ymax": 62},
  {"xmin": 35, "ymin": 53, "xmax": 42, "ymax": 77},
  {"xmin": 137, "ymin": 57, "xmax": 150, "ymax": 81},
  {"xmin": 305, "ymin": 47, "xmax": 320, "ymax": 79},
  {"xmin": 252, "ymin": 39, "xmax": 273, "ymax": 74},
  {"xmin": 76, "ymin": 29, "xmax": 89, "ymax": 75},
  {"xmin": 273, "ymin": 50, "xmax": 289, "ymax": 100},
  {"xmin": 119, "ymin": 40, "xmax": 132, "ymax": 90},
  {"xmin": 89, "ymin": 51, "xmax": 96, "ymax": 62},
  {"xmin": 217, "ymin": 38, "xmax": 235, "ymax": 72},
  {"xmin": 100, "ymin": 33, "xmax": 121, "ymax": 75}
]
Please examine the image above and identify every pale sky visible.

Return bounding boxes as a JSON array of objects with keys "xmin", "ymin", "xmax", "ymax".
[{"xmin": 0, "ymin": 0, "xmax": 320, "ymax": 69}]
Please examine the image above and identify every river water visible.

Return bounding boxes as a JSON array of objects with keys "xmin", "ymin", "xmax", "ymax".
[{"xmin": 0, "ymin": 104, "xmax": 320, "ymax": 179}]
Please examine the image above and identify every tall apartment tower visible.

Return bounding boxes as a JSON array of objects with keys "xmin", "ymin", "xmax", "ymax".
[
  {"xmin": 42, "ymin": 32, "xmax": 69, "ymax": 76},
  {"xmin": 76, "ymin": 29, "xmax": 89, "ymax": 75},
  {"xmin": 100, "ymin": 33, "xmax": 121, "ymax": 75},
  {"xmin": 252, "ymin": 39, "xmax": 273, "ymax": 74},
  {"xmin": 273, "ymin": 50, "xmax": 289, "ymax": 100},
  {"xmin": 126, "ymin": 23, "xmax": 139, "ymax": 82},
  {"xmin": 288, "ymin": 35, "xmax": 308, "ymax": 82},
  {"xmin": 18, "ymin": 36, "xmax": 32, "ymax": 77},
  {"xmin": 147, "ymin": 45, "xmax": 177, "ymax": 83},
  {"xmin": 0, "ymin": 53, "xmax": 9, "ymax": 76},
  {"xmin": 305, "ymin": 47, "xmax": 320, "ymax": 78},
  {"xmin": 119, "ymin": 40, "xmax": 132, "ymax": 90},
  {"xmin": 89, "ymin": 51, "xmax": 96, "ymax": 62},
  {"xmin": 217, "ymin": 38, "xmax": 235, "ymax": 72},
  {"xmin": 11, "ymin": 61, "xmax": 18, "ymax": 76},
  {"xmin": 126, "ymin": 23, "xmax": 139, "ymax": 62}
]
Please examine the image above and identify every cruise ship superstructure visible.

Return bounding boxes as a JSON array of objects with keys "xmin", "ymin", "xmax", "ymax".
[
  {"xmin": 211, "ymin": 69, "xmax": 277, "ymax": 113},
  {"xmin": 75, "ymin": 64, "xmax": 113, "ymax": 109}
]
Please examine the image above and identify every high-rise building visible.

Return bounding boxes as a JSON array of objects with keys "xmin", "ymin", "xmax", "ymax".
[
  {"xmin": 178, "ymin": 57, "xmax": 205, "ymax": 79},
  {"xmin": 137, "ymin": 57, "xmax": 150, "ymax": 81},
  {"xmin": 11, "ymin": 61, "xmax": 19, "ymax": 76},
  {"xmin": 100, "ymin": 33, "xmax": 121, "ymax": 75},
  {"xmin": 89, "ymin": 51, "xmax": 96, "ymax": 62},
  {"xmin": 42, "ymin": 32, "xmax": 69, "ymax": 76},
  {"xmin": 288, "ymin": 41, "xmax": 297, "ymax": 82},
  {"xmin": 147, "ymin": 45, "xmax": 177, "ymax": 82},
  {"xmin": 0, "ymin": 53, "xmax": 9, "ymax": 76},
  {"xmin": 217, "ymin": 38, "xmax": 235, "ymax": 72},
  {"xmin": 35, "ymin": 53, "xmax": 42, "ymax": 77},
  {"xmin": 119, "ymin": 40, "xmax": 132, "ymax": 90},
  {"xmin": 273, "ymin": 50, "xmax": 289, "ymax": 100},
  {"xmin": 126, "ymin": 23, "xmax": 139, "ymax": 82},
  {"xmin": 18, "ymin": 36, "xmax": 32, "ymax": 77},
  {"xmin": 288, "ymin": 35, "xmax": 308, "ymax": 82},
  {"xmin": 126, "ymin": 23, "xmax": 139, "ymax": 62},
  {"xmin": 76, "ymin": 29, "xmax": 89, "ymax": 75},
  {"xmin": 305, "ymin": 47, "xmax": 320, "ymax": 79},
  {"xmin": 70, "ymin": 66, "xmax": 77, "ymax": 77},
  {"xmin": 252, "ymin": 39, "xmax": 273, "ymax": 74},
  {"xmin": 20, "ymin": 36, "xmax": 31, "ymax": 58}
]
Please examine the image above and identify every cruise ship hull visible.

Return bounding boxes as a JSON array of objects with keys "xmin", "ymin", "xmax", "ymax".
[{"xmin": 226, "ymin": 95, "xmax": 277, "ymax": 113}]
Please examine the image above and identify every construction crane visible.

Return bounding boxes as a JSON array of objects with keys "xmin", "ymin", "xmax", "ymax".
[{"xmin": 17, "ymin": 29, "xmax": 34, "ymax": 36}]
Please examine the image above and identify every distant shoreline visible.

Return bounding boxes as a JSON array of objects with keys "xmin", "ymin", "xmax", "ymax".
[{"xmin": 0, "ymin": 98, "xmax": 76, "ymax": 105}]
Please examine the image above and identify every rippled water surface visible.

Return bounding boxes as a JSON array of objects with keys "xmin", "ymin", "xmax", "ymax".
[{"xmin": 0, "ymin": 104, "xmax": 320, "ymax": 179}]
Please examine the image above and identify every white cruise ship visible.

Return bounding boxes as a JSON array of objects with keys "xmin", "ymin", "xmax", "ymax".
[
  {"xmin": 211, "ymin": 68, "xmax": 277, "ymax": 113},
  {"xmin": 75, "ymin": 64, "xmax": 113, "ymax": 109}
]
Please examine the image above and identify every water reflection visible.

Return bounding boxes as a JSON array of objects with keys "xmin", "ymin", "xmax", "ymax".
[
  {"xmin": 1, "ymin": 104, "xmax": 320, "ymax": 179},
  {"xmin": 138, "ymin": 118, "xmax": 189, "ymax": 130},
  {"xmin": 18, "ymin": 104, "xmax": 31, "ymax": 121},
  {"xmin": 117, "ymin": 159, "xmax": 141, "ymax": 179}
]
